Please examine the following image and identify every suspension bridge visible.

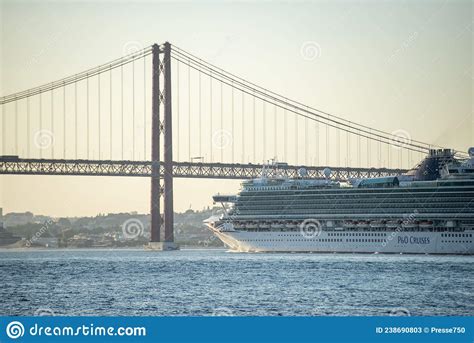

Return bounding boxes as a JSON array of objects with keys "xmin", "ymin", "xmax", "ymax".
[{"xmin": 0, "ymin": 42, "xmax": 463, "ymax": 249}]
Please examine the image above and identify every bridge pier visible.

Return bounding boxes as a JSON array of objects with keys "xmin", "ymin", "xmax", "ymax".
[{"xmin": 147, "ymin": 42, "xmax": 178, "ymax": 251}]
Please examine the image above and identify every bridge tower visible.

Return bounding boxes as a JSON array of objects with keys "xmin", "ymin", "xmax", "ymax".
[{"xmin": 148, "ymin": 42, "xmax": 178, "ymax": 250}]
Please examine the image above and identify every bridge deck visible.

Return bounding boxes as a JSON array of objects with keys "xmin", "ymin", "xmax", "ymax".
[{"xmin": 0, "ymin": 158, "xmax": 407, "ymax": 182}]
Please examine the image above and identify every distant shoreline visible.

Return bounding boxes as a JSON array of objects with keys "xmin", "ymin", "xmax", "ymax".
[{"xmin": 0, "ymin": 246, "xmax": 227, "ymax": 252}]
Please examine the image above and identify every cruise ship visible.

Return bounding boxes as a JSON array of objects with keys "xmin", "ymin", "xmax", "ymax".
[{"xmin": 205, "ymin": 148, "xmax": 474, "ymax": 254}]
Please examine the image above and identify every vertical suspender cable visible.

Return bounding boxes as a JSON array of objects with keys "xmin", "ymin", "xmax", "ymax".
[
  {"xmin": 283, "ymin": 100, "xmax": 287, "ymax": 162},
  {"xmin": 253, "ymin": 91, "xmax": 256, "ymax": 162},
  {"xmin": 378, "ymin": 140, "xmax": 381, "ymax": 167},
  {"xmin": 188, "ymin": 58, "xmax": 191, "ymax": 161},
  {"xmin": 399, "ymin": 148, "xmax": 402, "ymax": 169},
  {"xmin": 39, "ymin": 92, "xmax": 42, "ymax": 158},
  {"xmin": 121, "ymin": 64, "xmax": 124, "ymax": 160},
  {"xmin": 210, "ymin": 70, "xmax": 213, "ymax": 162},
  {"xmin": 315, "ymin": 116, "xmax": 319, "ymax": 165},
  {"xmin": 27, "ymin": 96, "xmax": 30, "ymax": 157},
  {"xmin": 87, "ymin": 75, "xmax": 89, "ymax": 159},
  {"xmin": 177, "ymin": 60, "xmax": 180, "ymax": 161},
  {"xmin": 110, "ymin": 66, "xmax": 113, "ymax": 160},
  {"xmin": 1, "ymin": 103, "xmax": 4, "ymax": 155},
  {"xmin": 51, "ymin": 89, "xmax": 54, "ymax": 158},
  {"xmin": 15, "ymin": 100, "xmax": 18, "ymax": 154},
  {"xmin": 132, "ymin": 60, "xmax": 135, "ymax": 160},
  {"xmin": 273, "ymin": 104, "xmax": 277, "ymax": 159},
  {"xmin": 199, "ymin": 67, "xmax": 202, "ymax": 159},
  {"xmin": 143, "ymin": 56, "xmax": 146, "ymax": 159},
  {"xmin": 220, "ymin": 80, "xmax": 223, "ymax": 162},
  {"xmin": 75, "ymin": 81, "xmax": 77, "ymax": 158},
  {"xmin": 241, "ymin": 91, "xmax": 245, "ymax": 163},
  {"xmin": 27, "ymin": 97, "xmax": 31, "ymax": 158},
  {"xmin": 63, "ymin": 85, "xmax": 66, "ymax": 158},
  {"xmin": 336, "ymin": 127, "xmax": 340, "ymax": 166},
  {"xmin": 231, "ymin": 82, "xmax": 234, "ymax": 163},
  {"xmin": 304, "ymin": 117, "xmax": 308, "ymax": 165},
  {"xmin": 347, "ymin": 132, "xmax": 351, "ymax": 166},
  {"xmin": 387, "ymin": 141, "xmax": 390, "ymax": 168},
  {"xmin": 294, "ymin": 109, "xmax": 298, "ymax": 165},
  {"xmin": 358, "ymin": 130, "xmax": 361, "ymax": 167},
  {"xmin": 326, "ymin": 114, "xmax": 329, "ymax": 165},
  {"xmin": 367, "ymin": 130, "xmax": 371, "ymax": 167},
  {"xmin": 98, "ymin": 73, "xmax": 102, "ymax": 159},
  {"xmin": 263, "ymin": 93, "xmax": 266, "ymax": 160}
]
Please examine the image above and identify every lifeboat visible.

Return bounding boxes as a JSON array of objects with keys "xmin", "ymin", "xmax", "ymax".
[
  {"xmin": 402, "ymin": 221, "xmax": 418, "ymax": 229},
  {"xmin": 356, "ymin": 220, "xmax": 369, "ymax": 229},
  {"xmin": 370, "ymin": 220, "xmax": 385, "ymax": 228},
  {"xmin": 386, "ymin": 220, "xmax": 401, "ymax": 229},
  {"xmin": 219, "ymin": 222, "xmax": 235, "ymax": 232},
  {"xmin": 271, "ymin": 222, "xmax": 285, "ymax": 229},
  {"xmin": 446, "ymin": 220, "xmax": 456, "ymax": 228},
  {"xmin": 233, "ymin": 221, "xmax": 244, "ymax": 229},
  {"xmin": 419, "ymin": 220, "xmax": 434, "ymax": 229},
  {"xmin": 246, "ymin": 222, "xmax": 258, "ymax": 229},
  {"xmin": 343, "ymin": 220, "xmax": 356, "ymax": 228}
]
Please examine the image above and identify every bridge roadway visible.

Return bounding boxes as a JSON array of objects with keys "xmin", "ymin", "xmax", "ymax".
[{"xmin": 0, "ymin": 158, "xmax": 407, "ymax": 181}]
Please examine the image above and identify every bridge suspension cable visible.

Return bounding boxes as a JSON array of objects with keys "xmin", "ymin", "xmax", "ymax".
[
  {"xmin": 1, "ymin": 45, "xmax": 151, "ymax": 162},
  {"xmin": 0, "ymin": 47, "xmax": 152, "ymax": 105},
  {"xmin": 171, "ymin": 45, "xmax": 464, "ymax": 159},
  {"xmin": 1, "ymin": 42, "xmax": 466, "ymax": 172},
  {"xmin": 171, "ymin": 51, "xmax": 426, "ymax": 156}
]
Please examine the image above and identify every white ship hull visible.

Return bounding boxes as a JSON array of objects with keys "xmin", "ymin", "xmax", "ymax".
[{"xmin": 209, "ymin": 227, "xmax": 474, "ymax": 254}]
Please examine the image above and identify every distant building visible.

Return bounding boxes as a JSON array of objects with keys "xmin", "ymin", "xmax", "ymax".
[
  {"xmin": 0, "ymin": 208, "xmax": 21, "ymax": 246},
  {"xmin": 4, "ymin": 211, "xmax": 34, "ymax": 226},
  {"xmin": 29, "ymin": 237, "xmax": 59, "ymax": 248}
]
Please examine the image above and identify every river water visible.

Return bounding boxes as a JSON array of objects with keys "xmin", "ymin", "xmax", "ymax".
[{"xmin": 1, "ymin": 249, "xmax": 472, "ymax": 316}]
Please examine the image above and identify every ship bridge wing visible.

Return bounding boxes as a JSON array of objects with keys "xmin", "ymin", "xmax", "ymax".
[{"xmin": 213, "ymin": 195, "xmax": 237, "ymax": 203}]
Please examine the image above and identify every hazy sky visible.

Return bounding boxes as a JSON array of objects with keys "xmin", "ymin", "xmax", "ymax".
[{"xmin": 1, "ymin": 0, "xmax": 472, "ymax": 217}]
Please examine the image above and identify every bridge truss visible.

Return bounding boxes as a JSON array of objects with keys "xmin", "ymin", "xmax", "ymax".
[{"xmin": 0, "ymin": 158, "xmax": 407, "ymax": 181}]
